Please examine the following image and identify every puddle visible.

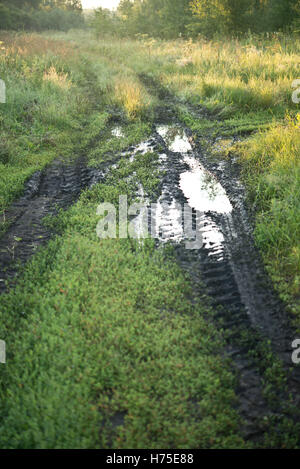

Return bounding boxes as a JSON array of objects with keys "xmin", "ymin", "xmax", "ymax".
[
  {"xmin": 122, "ymin": 140, "xmax": 154, "ymax": 162},
  {"xmin": 134, "ymin": 141, "xmax": 154, "ymax": 155},
  {"xmin": 153, "ymin": 194, "xmax": 184, "ymax": 242},
  {"xmin": 180, "ymin": 155, "xmax": 232, "ymax": 214},
  {"xmin": 156, "ymin": 125, "xmax": 232, "ymax": 214},
  {"xmin": 130, "ymin": 127, "xmax": 231, "ymax": 260},
  {"xmin": 200, "ymin": 216, "xmax": 225, "ymax": 261},
  {"xmin": 111, "ymin": 126, "xmax": 124, "ymax": 138},
  {"xmin": 131, "ymin": 196, "xmax": 186, "ymax": 244},
  {"xmin": 154, "ymin": 126, "xmax": 233, "ymax": 259},
  {"xmin": 157, "ymin": 125, "xmax": 192, "ymax": 153},
  {"xmin": 131, "ymin": 192, "xmax": 225, "ymax": 258}
]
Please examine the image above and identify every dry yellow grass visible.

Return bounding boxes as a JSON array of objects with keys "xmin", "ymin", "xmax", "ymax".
[
  {"xmin": 114, "ymin": 76, "xmax": 149, "ymax": 119},
  {"xmin": 147, "ymin": 36, "xmax": 300, "ymax": 111},
  {"xmin": 0, "ymin": 32, "xmax": 72, "ymax": 58},
  {"xmin": 238, "ymin": 113, "xmax": 300, "ymax": 170},
  {"xmin": 43, "ymin": 66, "xmax": 71, "ymax": 90}
]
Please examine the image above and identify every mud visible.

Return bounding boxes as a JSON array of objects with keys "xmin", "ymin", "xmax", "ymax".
[{"xmin": 0, "ymin": 156, "xmax": 112, "ymax": 293}]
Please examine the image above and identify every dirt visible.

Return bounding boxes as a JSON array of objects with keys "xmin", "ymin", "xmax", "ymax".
[{"xmin": 0, "ymin": 155, "xmax": 112, "ymax": 293}]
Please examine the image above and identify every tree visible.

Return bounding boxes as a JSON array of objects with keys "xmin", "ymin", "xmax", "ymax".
[
  {"xmin": 190, "ymin": 0, "xmax": 253, "ymax": 35},
  {"xmin": 92, "ymin": 7, "xmax": 115, "ymax": 37},
  {"xmin": 117, "ymin": 0, "xmax": 194, "ymax": 38},
  {"xmin": 157, "ymin": 0, "xmax": 193, "ymax": 38},
  {"xmin": 1, "ymin": 0, "xmax": 41, "ymax": 8},
  {"xmin": 118, "ymin": 0, "xmax": 134, "ymax": 19},
  {"xmin": 263, "ymin": 0, "xmax": 299, "ymax": 31},
  {"xmin": 42, "ymin": 0, "xmax": 82, "ymax": 11},
  {"xmin": 190, "ymin": 0, "xmax": 300, "ymax": 35}
]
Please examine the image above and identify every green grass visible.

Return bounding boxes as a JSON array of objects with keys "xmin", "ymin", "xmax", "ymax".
[
  {"xmin": 237, "ymin": 115, "xmax": 300, "ymax": 326},
  {"xmin": 0, "ymin": 33, "xmax": 90, "ymax": 214},
  {"xmin": 0, "ymin": 240, "xmax": 244, "ymax": 448},
  {"xmin": 0, "ymin": 32, "xmax": 155, "ymax": 217},
  {"xmin": 85, "ymin": 118, "xmax": 152, "ymax": 167}
]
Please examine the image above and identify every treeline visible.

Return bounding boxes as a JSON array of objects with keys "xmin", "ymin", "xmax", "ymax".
[
  {"xmin": 92, "ymin": 0, "xmax": 300, "ymax": 39},
  {"xmin": 0, "ymin": 0, "xmax": 84, "ymax": 31},
  {"xmin": 1, "ymin": 0, "xmax": 299, "ymax": 37}
]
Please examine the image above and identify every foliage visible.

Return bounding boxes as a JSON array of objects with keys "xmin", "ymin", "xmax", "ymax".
[
  {"xmin": 190, "ymin": 0, "xmax": 300, "ymax": 36},
  {"xmin": 0, "ymin": 1, "xmax": 84, "ymax": 32},
  {"xmin": 90, "ymin": 7, "xmax": 118, "ymax": 37},
  {"xmin": 90, "ymin": 0, "xmax": 300, "ymax": 39}
]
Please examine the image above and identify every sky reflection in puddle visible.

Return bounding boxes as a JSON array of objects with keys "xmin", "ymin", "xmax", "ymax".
[
  {"xmin": 180, "ymin": 155, "xmax": 232, "ymax": 214},
  {"xmin": 111, "ymin": 126, "xmax": 124, "ymax": 138},
  {"xmin": 157, "ymin": 125, "xmax": 192, "ymax": 153},
  {"xmin": 130, "ymin": 126, "xmax": 232, "ymax": 259}
]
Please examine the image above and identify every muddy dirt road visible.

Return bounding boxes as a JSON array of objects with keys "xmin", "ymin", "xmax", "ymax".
[{"xmin": 0, "ymin": 107, "xmax": 299, "ymax": 445}]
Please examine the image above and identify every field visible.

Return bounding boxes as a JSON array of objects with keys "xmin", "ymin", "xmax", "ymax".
[{"xmin": 0, "ymin": 30, "xmax": 299, "ymax": 448}]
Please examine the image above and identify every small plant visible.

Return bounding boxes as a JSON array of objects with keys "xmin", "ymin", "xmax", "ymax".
[
  {"xmin": 114, "ymin": 77, "xmax": 150, "ymax": 119},
  {"xmin": 43, "ymin": 66, "xmax": 71, "ymax": 90}
]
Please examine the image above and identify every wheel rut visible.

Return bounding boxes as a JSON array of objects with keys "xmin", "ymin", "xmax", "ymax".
[{"xmin": 0, "ymin": 156, "xmax": 107, "ymax": 293}]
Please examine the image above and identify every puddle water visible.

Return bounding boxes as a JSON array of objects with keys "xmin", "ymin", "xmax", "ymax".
[
  {"xmin": 134, "ymin": 141, "xmax": 154, "ymax": 154},
  {"xmin": 153, "ymin": 195, "xmax": 184, "ymax": 242},
  {"xmin": 111, "ymin": 126, "xmax": 124, "ymax": 138},
  {"xmin": 122, "ymin": 140, "xmax": 154, "ymax": 162},
  {"xmin": 180, "ymin": 155, "xmax": 232, "ymax": 214},
  {"xmin": 130, "ymin": 126, "xmax": 232, "ymax": 260},
  {"xmin": 157, "ymin": 125, "xmax": 192, "ymax": 153},
  {"xmin": 200, "ymin": 216, "xmax": 225, "ymax": 261},
  {"xmin": 156, "ymin": 125, "xmax": 232, "ymax": 214}
]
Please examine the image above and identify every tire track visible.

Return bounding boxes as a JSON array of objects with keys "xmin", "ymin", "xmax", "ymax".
[{"xmin": 0, "ymin": 156, "xmax": 107, "ymax": 293}]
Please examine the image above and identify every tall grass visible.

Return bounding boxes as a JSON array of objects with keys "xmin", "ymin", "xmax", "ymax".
[
  {"xmin": 49, "ymin": 30, "xmax": 299, "ymax": 119},
  {"xmin": 0, "ymin": 33, "xmax": 92, "ymax": 215},
  {"xmin": 114, "ymin": 76, "xmax": 151, "ymax": 119},
  {"xmin": 153, "ymin": 37, "xmax": 300, "ymax": 116},
  {"xmin": 237, "ymin": 115, "xmax": 300, "ymax": 323}
]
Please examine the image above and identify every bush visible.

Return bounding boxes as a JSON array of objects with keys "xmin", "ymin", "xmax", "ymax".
[
  {"xmin": 31, "ymin": 9, "xmax": 85, "ymax": 32},
  {"xmin": 0, "ymin": 6, "xmax": 85, "ymax": 32},
  {"xmin": 0, "ymin": 4, "xmax": 33, "ymax": 30}
]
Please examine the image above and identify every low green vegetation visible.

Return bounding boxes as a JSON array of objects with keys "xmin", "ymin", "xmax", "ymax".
[
  {"xmin": 0, "ymin": 32, "xmax": 153, "ymax": 217},
  {"xmin": 0, "ymin": 31, "xmax": 247, "ymax": 448},
  {"xmin": 0, "ymin": 235, "xmax": 243, "ymax": 448}
]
